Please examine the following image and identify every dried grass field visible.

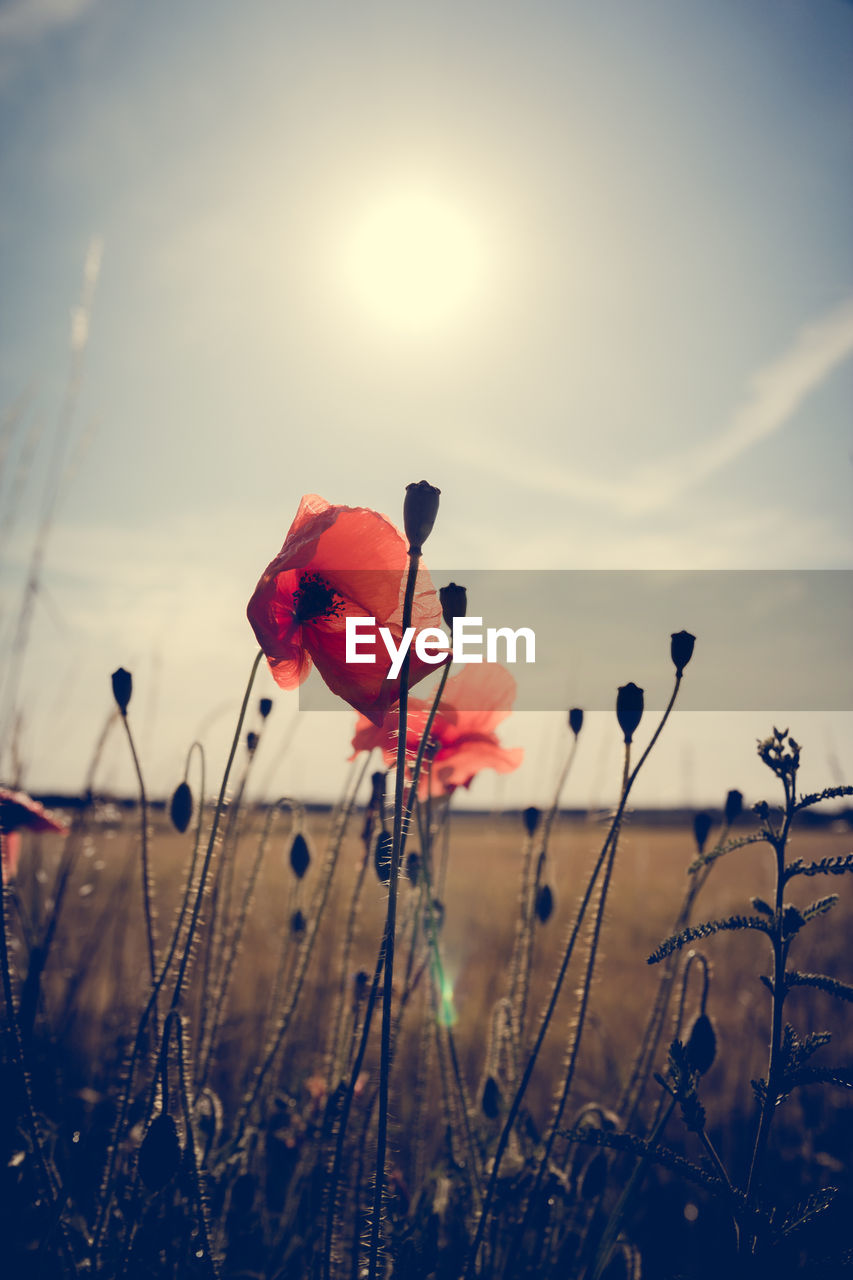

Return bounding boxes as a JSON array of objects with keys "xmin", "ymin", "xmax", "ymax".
[{"xmin": 4, "ymin": 796, "xmax": 851, "ymax": 1279}]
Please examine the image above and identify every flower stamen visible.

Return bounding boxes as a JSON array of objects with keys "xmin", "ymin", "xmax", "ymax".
[{"xmin": 292, "ymin": 573, "xmax": 345, "ymax": 624}]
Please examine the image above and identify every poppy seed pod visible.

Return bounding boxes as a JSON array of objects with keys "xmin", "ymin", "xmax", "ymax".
[
  {"xmin": 535, "ymin": 883, "xmax": 554, "ymax": 923},
  {"xmin": 111, "ymin": 667, "xmax": 132, "ymax": 714},
  {"xmin": 291, "ymin": 908, "xmax": 306, "ymax": 935},
  {"xmin": 138, "ymin": 1114, "xmax": 181, "ymax": 1191},
  {"xmin": 169, "ymin": 782, "xmax": 193, "ymax": 834},
  {"xmin": 481, "ymin": 1075, "xmax": 501, "ymax": 1119},
  {"xmin": 289, "ymin": 832, "xmax": 311, "ymax": 879},
  {"xmin": 670, "ymin": 630, "xmax": 696, "ymax": 677},
  {"xmin": 616, "ymin": 683, "xmax": 644, "ymax": 744},
  {"xmin": 439, "ymin": 582, "xmax": 467, "ymax": 627},
  {"xmin": 725, "ymin": 789, "xmax": 743, "ymax": 825},
  {"xmin": 569, "ymin": 707, "xmax": 584, "ymax": 737},
  {"xmin": 685, "ymin": 1013, "xmax": 717, "ymax": 1075},
  {"xmin": 370, "ymin": 771, "xmax": 387, "ymax": 808},
  {"xmin": 405, "ymin": 849, "xmax": 421, "ymax": 883},
  {"xmin": 246, "ymin": 731, "xmax": 259, "ymax": 754},
  {"xmin": 374, "ymin": 831, "xmax": 392, "ymax": 884},
  {"xmin": 522, "ymin": 806, "xmax": 541, "ymax": 836},
  {"xmin": 693, "ymin": 812, "xmax": 713, "ymax": 855},
  {"xmin": 259, "ymin": 697, "xmax": 273, "ymax": 719},
  {"xmin": 403, "ymin": 481, "xmax": 441, "ymax": 552}
]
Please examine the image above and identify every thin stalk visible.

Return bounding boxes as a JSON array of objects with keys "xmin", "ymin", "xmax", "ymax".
[
  {"xmin": 509, "ymin": 748, "xmax": 631, "ymax": 1274},
  {"xmin": 197, "ymin": 798, "xmax": 299, "ymax": 1090},
  {"xmin": 117, "ymin": 707, "xmax": 157, "ymax": 989},
  {"xmin": 464, "ymin": 673, "xmax": 684, "ymax": 1278},
  {"xmin": 367, "ymin": 547, "xmax": 421, "ymax": 1280},
  {"xmin": 92, "ymin": 650, "xmax": 262, "ymax": 1261},
  {"xmin": 234, "ymin": 775, "xmax": 357, "ymax": 1138},
  {"xmin": 171, "ymin": 650, "xmax": 263, "ymax": 1011},
  {"xmin": 744, "ymin": 770, "xmax": 796, "ymax": 1224}
]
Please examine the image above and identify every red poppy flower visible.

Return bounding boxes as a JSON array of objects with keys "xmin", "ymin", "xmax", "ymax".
[
  {"xmin": 0, "ymin": 786, "xmax": 69, "ymax": 881},
  {"xmin": 351, "ymin": 663, "xmax": 523, "ymax": 797},
  {"xmin": 247, "ymin": 494, "xmax": 446, "ymax": 725}
]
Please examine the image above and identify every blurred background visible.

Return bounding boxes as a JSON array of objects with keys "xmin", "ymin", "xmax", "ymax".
[{"xmin": 1, "ymin": 0, "xmax": 851, "ymax": 808}]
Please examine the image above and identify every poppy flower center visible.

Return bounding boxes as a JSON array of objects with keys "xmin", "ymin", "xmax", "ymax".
[{"xmin": 292, "ymin": 572, "xmax": 345, "ymax": 624}]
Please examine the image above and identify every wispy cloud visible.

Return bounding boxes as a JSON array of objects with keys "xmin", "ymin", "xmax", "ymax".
[
  {"xmin": 631, "ymin": 296, "xmax": 853, "ymax": 511},
  {"xmin": 451, "ymin": 297, "xmax": 853, "ymax": 516},
  {"xmin": 0, "ymin": 0, "xmax": 99, "ymax": 45}
]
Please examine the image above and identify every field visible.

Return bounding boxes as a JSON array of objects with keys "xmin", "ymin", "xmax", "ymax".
[{"xmin": 3, "ymin": 781, "xmax": 851, "ymax": 1279}]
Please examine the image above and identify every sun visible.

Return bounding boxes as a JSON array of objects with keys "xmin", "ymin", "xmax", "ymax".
[{"xmin": 340, "ymin": 180, "xmax": 489, "ymax": 336}]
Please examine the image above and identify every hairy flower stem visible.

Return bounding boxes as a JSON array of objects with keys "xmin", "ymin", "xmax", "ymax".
[
  {"xmin": 541, "ymin": 729, "xmax": 580, "ymax": 850},
  {"xmin": 507, "ymin": 826, "xmax": 538, "ymax": 1070},
  {"xmin": 744, "ymin": 767, "xmax": 796, "ymax": 1236},
  {"xmin": 324, "ymin": 930, "xmax": 387, "ymax": 1280},
  {"xmin": 419, "ymin": 832, "xmax": 484, "ymax": 1199},
  {"xmin": 324, "ymin": 666, "xmax": 448, "ymax": 1280},
  {"xmin": 197, "ymin": 799, "xmax": 299, "ymax": 1090},
  {"xmin": 326, "ymin": 762, "xmax": 378, "ymax": 1090},
  {"xmin": 510, "ymin": 748, "xmax": 631, "ymax": 1275},
  {"xmin": 464, "ymin": 672, "xmax": 684, "ymax": 1279},
  {"xmin": 507, "ymin": 734, "xmax": 580, "ymax": 1069},
  {"xmin": 171, "ymin": 650, "xmax": 263, "ymax": 1011},
  {"xmin": 368, "ymin": 547, "xmax": 421, "ymax": 1280},
  {"xmin": 117, "ymin": 706, "xmax": 157, "ymax": 993},
  {"xmin": 234, "ymin": 781, "xmax": 355, "ymax": 1137}
]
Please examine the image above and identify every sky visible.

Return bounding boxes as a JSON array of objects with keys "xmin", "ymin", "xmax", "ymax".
[{"xmin": 0, "ymin": 0, "xmax": 851, "ymax": 812}]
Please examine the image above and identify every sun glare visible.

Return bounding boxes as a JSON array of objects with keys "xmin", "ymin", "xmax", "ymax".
[{"xmin": 340, "ymin": 181, "xmax": 489, "ymax": 336}]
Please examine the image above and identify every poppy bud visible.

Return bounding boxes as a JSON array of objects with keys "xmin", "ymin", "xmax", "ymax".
[
  {"xmin": 138, "ymin": 1113, "xmax": 181, "ymax": 1191},
  {"xmin": 289, "ymin": 832, "xmax": 311, "ymax": 879},
  {"xmin": 724, "ymin": 789, "xmax": 743, "ymax": 826},
  {"xmin": 580, "ymin": 1151, "xmax": 608, "ymax": 1200},
  {"xmin": 782, "ymin": 904, "xmax": 804, "ymax": 938},
  {"xmin": 670, "ymin": 631, "xmax": 696, "ymax": 677},
  {"xmin": 616, "ymin": 683, "xmax": 644, "ymax": 744},
  {"xmin": 246, "ymin": 731, "xmax": 259, "ymax": 754},
  {"xmin": 522, "ymin": 806, "xmax": 541, "ymax": 836},
  {"xmin": 405, "ymin": 850, "xmax": 421, "ymax": 883},
  {"xmin": 439, "ymin": 582, "xmax": 467, "ymax": 627},
  {"xmin": 481, "ymin": 1075, "xmax": 501, "ymax": 1119},
  {"xmin": 111, "ymin": 667, "xmax": 132, "ymax": 714},
  {"xmin": 535, "ymin": 883, "xmax": 554, "ymax": 923},
  {"xmin": 291, "ymin": 908, "xmax": 306, "ymax": 935},
  {"xmin": 169, "ymin": 781, "xmax": 193, "ymax": 834},
  {"xmin": 403, "ymin": 481, "xmax": 441, "ymax": 552},
  {"xmin": 259, "ymin": 697, "xmax": 273, "ymax": 719},
  {"xmin": 693, "ymin": 812, "xmax": 713, "ymax": 855},
  {"xmin": 685, "ymin": 1013, "xmax": 716, "ymax": 1075},
  {"xmin": 370, "ymin": 771, "xmax": 387, "ymax": 808},
  {"xmin": 569, "ymin": 708, "xmax": 584, "ymax": 737},
  {"xmin": 374, "ymin": 831, "xmax": 392, "ymax": 883}
]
